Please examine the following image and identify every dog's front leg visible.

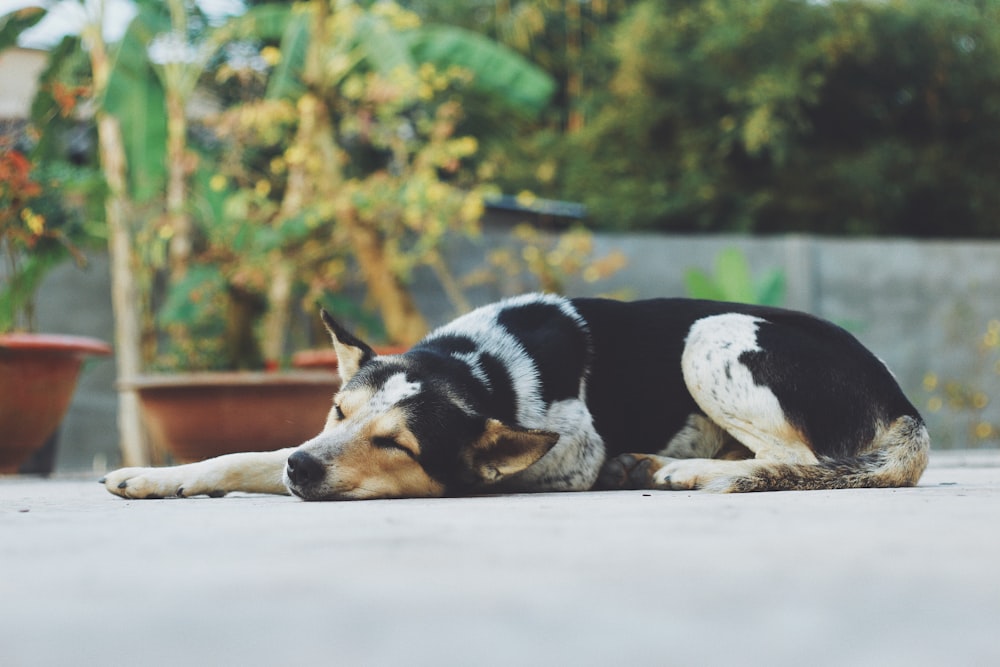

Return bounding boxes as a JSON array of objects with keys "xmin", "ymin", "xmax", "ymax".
[{"xmin": 101, "ymin": 449, "xmax": 295, "ymax": 499}]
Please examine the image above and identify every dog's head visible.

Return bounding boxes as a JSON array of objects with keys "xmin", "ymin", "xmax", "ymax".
[{"xmin": 282, "ymin": 310, "xmax": 559, "ymax": 500}]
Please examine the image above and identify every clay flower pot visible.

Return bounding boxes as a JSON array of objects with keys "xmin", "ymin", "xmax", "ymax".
[
  {"xmin": 121, "ymin": 371, "xmax": 341, "ymax": 463},
  {"xmin": 0, "ymin": 333, "xmax": 112, "ymax": 473},
  {"xmin": 291, "ymin": 345, "xmax": 409, "ymax": 374}
]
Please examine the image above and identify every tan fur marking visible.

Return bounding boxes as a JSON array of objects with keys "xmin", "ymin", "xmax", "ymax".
[
  {"xmin": 370, "ymin": 409, "xmax": 422, "ymax": 457},
  {"xmin": 335, "ymin": 387, "xmax": 372, "ymax": 421},
  {"xmin": 339, "ymin": 449, "xmax": 445, "ymax": 499},
  {"xmin": 317, "ymin": 405, "xmax": 441, "ymax": 499},
  {"xmin": 722, "ymin": 416, "xmax": 817, "ymax": 464},
  {"xmin": 715, "ymin": 440, "xmax": 754, "ymax": 461}
]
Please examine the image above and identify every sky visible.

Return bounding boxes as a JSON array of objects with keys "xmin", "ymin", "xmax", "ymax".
[{"xmin": 1, "ymin": 0, "xmax": 247, "ymax": 49}]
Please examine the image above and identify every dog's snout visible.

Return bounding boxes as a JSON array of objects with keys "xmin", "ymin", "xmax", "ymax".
[{"xmin": 286, "ymin": 450, "xmax": 324, "ymax": 487}]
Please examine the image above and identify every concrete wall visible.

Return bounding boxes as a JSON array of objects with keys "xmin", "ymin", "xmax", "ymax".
[
  {"xmin": 0, "ymin": 47, "xmax": 46, "ymax": 120},
  {"xmin": 30, "ymin": 232, "xmax": 1000, "ymax": 472}
]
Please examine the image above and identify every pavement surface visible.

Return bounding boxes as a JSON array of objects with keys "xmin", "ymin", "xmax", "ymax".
[{"xmin": 2, "ymin": 451, "xmax": 999, "ymax": 667}]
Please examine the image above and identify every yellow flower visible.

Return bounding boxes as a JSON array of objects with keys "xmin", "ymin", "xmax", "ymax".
[
  {"xmin": 459, "ymin": 196, "xmax": 485, "ymax": 223},
  {"xmin": 516, "ymin": 190, "xmax": 538, "ymax": 208},
  {"xmin": 255, "ymin": 180, "xmax": 271, "ymax": 197},
  {"xmin": 209, "ymin": 174, "xmax": 227, "ymax": 192},
  {"xmin": 535, "ymin": 160, "xmax": 557, "ymax": 184},
  {"xmin": 342, "ymin": 76, "xmax": 365, "ymax": 101},
  {"xmin": 21, "ymin": 208, "xmax": 45, "ymax": 235},
  {"xmin": 453, "ymin": 136, "xmax": 478, "ymax": 157},
  {"xmin": 974, "ymin": 422, "xmax": 994, "ymax": 440},
  {"xmin": 260, "ymin": 46, "xmax": 281, "ymax": 66}
]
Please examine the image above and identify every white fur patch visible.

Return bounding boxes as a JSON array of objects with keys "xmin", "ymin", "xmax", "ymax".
[
  {"xmin": 681, "ymin": 313, "xmax": 817, "ymax": 463},
  {"xmin": 425, "ymin": 294, "xmax": 583, "ymax": 428},
  {"xmin": 367, "ymin": 372, "xmax": 421, "ymax": 414}
]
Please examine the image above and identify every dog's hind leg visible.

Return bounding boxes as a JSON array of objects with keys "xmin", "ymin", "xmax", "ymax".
[
  {"xmin": 596, "ymin": 415, "xmax": 750, "ymax": 490},
  {"xmin": 101, "ymin": 448, "xmax": 295, "ymax": 499},
  {"xmin": 597, "ymin": 313, "xmax": 819, "ymax": 492},
  {"xmin": 643, "ymin": 415, "xmax": 929, "ymax": 492},
  {"xmin": 603, "ymin": 313, "xmax": 929, "ymax": 492}
]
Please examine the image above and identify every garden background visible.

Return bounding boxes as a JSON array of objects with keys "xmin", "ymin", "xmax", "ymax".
[{"xmin": 3, "ymin": 0, "xmax": 1000, "ymax": 471}]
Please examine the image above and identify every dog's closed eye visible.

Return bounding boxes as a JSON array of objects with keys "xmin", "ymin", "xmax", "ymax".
[
  {"xmin": 373, "ymin": 436, "xmax": 416, "ymax": 458},
  {"xmin": 334, "ymin": 404, "xmax": 345, "ymax": 420}
]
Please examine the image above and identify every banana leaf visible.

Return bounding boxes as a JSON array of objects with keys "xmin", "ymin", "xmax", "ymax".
[
  {"xmin": 408, "ymin": 25, "xmax": 555, "ymax": 118},
  {"xmin": 102, "ymin": 4, "xmax": 169, "ymax": 203},
  {"xmin": 266, "ymin": 7, "xmax": 311, "ymax": 100},
  {"xmin": 714, "ymin": 247, "xmax": 756, "ymax": 305},
  {"xmin": 0, "ymin": 5, "xmax": 45, "ymax": 52},
  {"xmin": 266, "ymin": 15, "xmax": 555, "ymax": 118}
]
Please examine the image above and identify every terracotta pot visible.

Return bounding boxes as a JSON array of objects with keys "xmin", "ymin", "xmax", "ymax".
[
  {"xmin": 0, "ymin": 333, "xmax": 112, "ymax": 473},
  {"xmin": 122, "ymin": 371, "xmax": 341, "ymax": 463},
  {"xmin": 291, "ymin": 345, "xmax": 410, "ymax": 374}
]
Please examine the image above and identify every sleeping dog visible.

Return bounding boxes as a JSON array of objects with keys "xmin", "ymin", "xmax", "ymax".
[{"xmin": 102, "ymin": 294, "xmax": 929, "ymax": 500}]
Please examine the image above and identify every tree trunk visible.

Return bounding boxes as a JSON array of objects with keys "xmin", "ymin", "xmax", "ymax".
[
  {"xmin": 165, "ymin": 90, "xmax": 191, "ymax": 280},
  {"xmin": 261, "ymin": 258, "xmax": 293, "ymax": 366},
  {"xmin": 344, "ymin": 212, "xmax": 428, "ymax": 346},
  {"xmin": 89, "ymin": 24, "xmax": 149, "ymax": 466}
]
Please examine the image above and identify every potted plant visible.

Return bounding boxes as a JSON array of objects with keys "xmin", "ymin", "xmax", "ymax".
[
  {"xmin": 112, "ymin": 1, "xmax": 558, "ymax": 464},
  {"xmin": 0, "ymin": 141, "xmax": 112, "ymax": 473}
]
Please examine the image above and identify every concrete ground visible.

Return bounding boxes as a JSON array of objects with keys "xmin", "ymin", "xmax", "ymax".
[{"xmin": 1, "ymin": 451, "xmax": 998, "ymax": 667}]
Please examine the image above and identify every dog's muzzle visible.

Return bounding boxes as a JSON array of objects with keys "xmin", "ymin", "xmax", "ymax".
[{"xmin": 285, "ymin": 450, "xmax": 324, "ymax": 492}]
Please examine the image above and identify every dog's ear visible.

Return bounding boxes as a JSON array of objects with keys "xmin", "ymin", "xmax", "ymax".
[
  {"xmin": 321, "ymin": 309, "xmax": 376, "ymax": 384},
  {"xmin": 459, "ymin": 419, "xmax": 560, "ymax": 484}
]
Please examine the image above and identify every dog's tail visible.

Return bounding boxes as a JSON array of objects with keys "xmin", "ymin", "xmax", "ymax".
[{"xmin": 707, "ymin": 415, "xmax": 931, "ymax": 493}]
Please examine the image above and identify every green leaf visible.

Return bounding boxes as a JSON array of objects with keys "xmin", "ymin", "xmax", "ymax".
[
  {"xmin": 683, "ymin": 269, "xmax": 725, "ymax": 302},
  {"xmin": 158, "ymin": 264, "xmax": 225, "ymax": 326},
  {"xmin": 193, "ymin": 165, "xmax": 227, "ymax": 229},
  {"xmin": 102, "ymin": 6, "xmax": 169, "ymax": 202},
  {"xmin": 356, "ymin": 13, "xmax": 415, "ymax": 79},
  {"xmin": 714, "ymin": 247, "xmax": 755, "ymax": 304},
  {"xmin": 219, "ymin": 4, "xmax": 292, "ymax": 43},
  {"xmin": 756, "ymin": 270, "xmax": 786, "ymax": 307},
  {"xmin": 408, "ymin": 25, "xmax": 556, "ymax": 117},
  {"xmin": 0, "ymin": 253, "xmax": 64, "ymax": 332},
  {"xmin": 0, "ymin": 6, "xmax": 46, "ymax": 52},
  {"xmin": 266, "ymin": 8, "xmax": 310, "ymax": 100}
]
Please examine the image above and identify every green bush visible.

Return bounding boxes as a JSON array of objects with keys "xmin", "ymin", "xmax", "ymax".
[{"xmin": 557, "ymin": 0, "xmax": 1000, "ymax": 236}]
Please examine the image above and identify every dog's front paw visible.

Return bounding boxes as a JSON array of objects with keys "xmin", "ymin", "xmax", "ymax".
[
  {"xmin": 596, "ymin": 454, "xmax": 673, "ymax": 490},
  {"xmin": 100, "ymin": 467, "xmax": 226, "ymax": 499},
  {"xmin": 100, "ymin": 467, "xmax": 180, "ymax": 499}
]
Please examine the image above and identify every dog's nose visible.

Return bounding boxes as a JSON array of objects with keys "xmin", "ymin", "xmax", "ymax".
[{"xmin": 286, "ymin": 450, "xmax": 324, "ymax": 487}]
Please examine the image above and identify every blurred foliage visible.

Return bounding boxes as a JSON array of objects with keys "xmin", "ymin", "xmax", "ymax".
[
  {"xmin": 144, "ymin": 0, "xmax": 557, "ymax": 368},
  {"xmin": 925, "ymin": 319, "xmax": 1000, "ymax": 446},
  {"xmin": 413, "ymin": 0, "xmax": 1000, "ymax": 237},
  {"xmin": 463, "ymin": 222, "xmax": 628, "ymax": 296}
]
